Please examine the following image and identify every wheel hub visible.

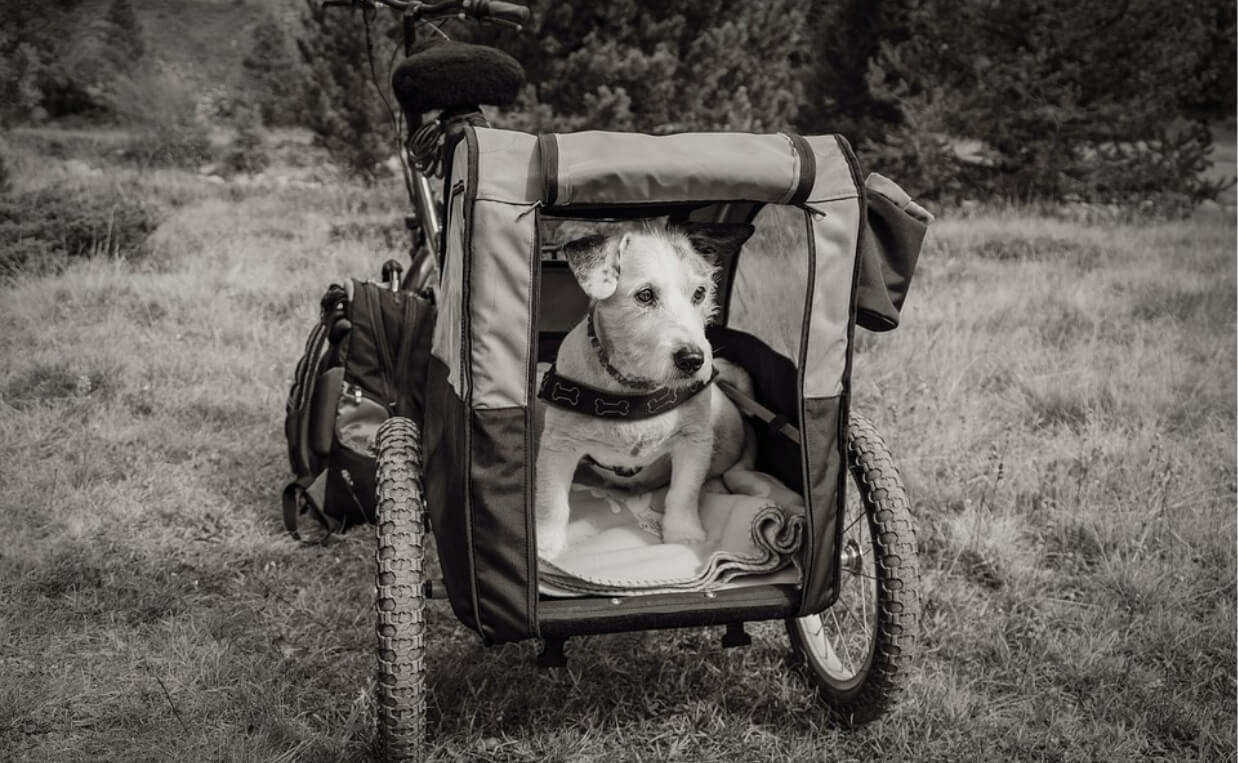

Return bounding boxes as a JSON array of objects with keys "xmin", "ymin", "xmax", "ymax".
[{"xmin": 840, "ymin": 538, "xmax": 864, "ymax": 576}]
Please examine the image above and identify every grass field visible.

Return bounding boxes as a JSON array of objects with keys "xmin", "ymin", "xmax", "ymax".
[{"xmin": 0, "ymin": 133, "xmax": 1234, "ymax": 762}]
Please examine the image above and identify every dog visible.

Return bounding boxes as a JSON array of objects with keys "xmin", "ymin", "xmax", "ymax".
[{"xmin": 535, "ymin": 223, "xmax": 757, "ymax": 560}]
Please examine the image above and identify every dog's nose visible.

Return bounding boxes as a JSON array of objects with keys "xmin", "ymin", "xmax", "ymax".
[{"xmin": 673, "ymin": 346, "xmax": 705, "ymax": 374}]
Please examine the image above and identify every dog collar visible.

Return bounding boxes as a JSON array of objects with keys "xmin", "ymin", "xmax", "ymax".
[
  {"xmin": 538, "ymin": 364, "xmax": 717, "ymax": 421},
  {"xmin": 587, "ymin": 310, "xmax": 659, "ymax": 391}
]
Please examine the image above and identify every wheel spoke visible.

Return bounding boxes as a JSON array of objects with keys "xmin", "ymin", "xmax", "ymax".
[
  {"xmin": 843, "ymin": 508, "xmax": 865, "ymax": 536},
  {"xmin": 858, "ymin": 562, "xmax": 873, "ymax": 644},
  {"xmin": 832, "ymin": 598, "xmax": 852, "ymax": 628},
  {"xmin": 808, "ymin": 617, "xmax": 824, "ymax": 643},
  {"xmin": 827, "ymin": 606, "xmax": 852, "ymax": 673}
]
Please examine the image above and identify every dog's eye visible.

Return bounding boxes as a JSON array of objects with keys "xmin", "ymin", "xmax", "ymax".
[
  {"xmin": 635, "ymin": 287, "xmax": 657, "ymax": 305},
  {"xmin": 692, "ymin": 286, "xmax": 707, "ymax": 305}
]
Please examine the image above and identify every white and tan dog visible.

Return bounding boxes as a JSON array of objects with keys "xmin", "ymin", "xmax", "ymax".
[{"xmin": 535, "ymin": 224, "xmax": 756, "ymax": 560}]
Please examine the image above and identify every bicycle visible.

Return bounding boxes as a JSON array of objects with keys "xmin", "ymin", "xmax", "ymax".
[{"xmin": 316, "ymin": 3, "xmax": 929, "ymax": 760}]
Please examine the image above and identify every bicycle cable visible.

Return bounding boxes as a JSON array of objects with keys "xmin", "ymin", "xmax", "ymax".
[{"xmin": 408, "ymin": 120, "xmax": 444, "ymax": 177}]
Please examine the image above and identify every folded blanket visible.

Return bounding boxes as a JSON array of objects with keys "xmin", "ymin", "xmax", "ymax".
[{"xmin": 538, "ymin": 470, "xmax": 806, "ymax": 597}]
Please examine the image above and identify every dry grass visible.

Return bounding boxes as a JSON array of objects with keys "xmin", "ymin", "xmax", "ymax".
[{"xmin": 1, "ymin": 135, "xmax": 1234, "ymax": 762}]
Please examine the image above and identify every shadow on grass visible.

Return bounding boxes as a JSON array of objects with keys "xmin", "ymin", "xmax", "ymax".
[{"xmin": 419, "ymin": 618, "xmax": 832, "ymax": 745}]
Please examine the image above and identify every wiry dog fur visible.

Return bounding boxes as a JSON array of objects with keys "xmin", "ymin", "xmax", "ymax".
[{"xmin": 535, "ymin": 224, "xmax": 757, "ymax": 559}]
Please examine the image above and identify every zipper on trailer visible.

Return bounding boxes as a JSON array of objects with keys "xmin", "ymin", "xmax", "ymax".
[
  {"xmin": 795, "ymin": 205, "xmax": 817, "ymax": 615},
  {"xmin": 526, "ymin": 203, "xmax": 543, "ymax": 638}
]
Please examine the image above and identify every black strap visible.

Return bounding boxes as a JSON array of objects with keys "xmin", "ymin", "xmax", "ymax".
[
  {"xmin": 289, "ymin": 322, "xmax": 328, "ymax": 413},
  {"xmin": 716, "ymin": 379, "xmax": 802, "ymax": 446},
  {"xmin": 282, "ymin": 475, "xmax": 339, "ymax": 542},
  {"xmin": 786, "ymin": 133, "xmax": 816, "ymax": 206},
  {"xmin": 538, "ymin": 132, "xmax": 558, "ymax": 206}
]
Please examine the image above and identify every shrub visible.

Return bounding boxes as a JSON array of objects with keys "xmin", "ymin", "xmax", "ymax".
[
  {"xmin": 0, "ymin": 184, "xmax": 160, "ymax": 276},
  {"xmin": 0, "ymin": 35, "xmax": 46, "ymax": 126},
  {"xmin": 110, "ymin": 67, "xmax": 215, "ymax": 169},
  {"xmin": 0, "ymin": 2, "xmax": 132, "ymax": 123},
  {"xmin": 221, "ymin": 109, "xmax": 270, "ymax": 175},
  {"xmin": 116, "ymin": 123, "xmax": 214, "ymax": 169},
  {"xmin": 0, "ymin": 149, "xmax": 11, "ymax": 196}
]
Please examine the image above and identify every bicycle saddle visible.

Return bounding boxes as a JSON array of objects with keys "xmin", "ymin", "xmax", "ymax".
[{"xmin": 392, "ymin": 39, "xmax": 525, "ymax": 117}]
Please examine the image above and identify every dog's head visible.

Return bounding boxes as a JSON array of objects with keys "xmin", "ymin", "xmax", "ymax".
[{"xmin": 563, "ymin": 223, "xmax": 754, "ymax": 387}]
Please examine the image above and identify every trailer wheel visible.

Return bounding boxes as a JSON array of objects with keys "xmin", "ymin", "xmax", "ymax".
[
  {"xmin": 786, "ymin": 411, "xmax": 920, "ymax": 725},
  {"xmin": 374, "ymin": 416, "xmax": 427, "ymax": 762}
]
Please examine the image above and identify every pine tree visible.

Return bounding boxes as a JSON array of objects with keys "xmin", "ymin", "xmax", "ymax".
[
  {"xmin": 797, "ymin": 0, "xmax": 910, "ymax": 138},
  {"xmin": 0, "ymin": 1, "xmax": 90, "ymax": 122},
  {"xmin": 103, "ymin": 0, "xmax": 144, "ymax": 65},
  {"xmin": 857, "ymin": 0, "xmax": 1231, "ymax": 207},
  {"xmin": 501, "ymin": 0, "xmax": 807, "ymax": 132},
  {"xmin": 294, "ymin": 0, "xmax": 811, "ymax": 176},
  {"xmin": 242, "ymin": 14, "xmax": 303, "ymax": 126},
  {"xmin": 296, "ymin": 0, "xmax": 402, "ymax": 181}
]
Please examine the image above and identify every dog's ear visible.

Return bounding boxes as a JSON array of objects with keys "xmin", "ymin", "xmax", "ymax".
[
  {"xmin": 563, "ymin": 233, "xmax": 626, "ymax": 300},
  {"xmin": 670, "ymin": 222, "xmax": 756, "ymax": 268}
]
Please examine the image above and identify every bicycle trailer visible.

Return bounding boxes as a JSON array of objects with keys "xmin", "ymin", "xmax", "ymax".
[{"xmin": 373, "ymin": 126, "xmax": 931, "ymax": 753}]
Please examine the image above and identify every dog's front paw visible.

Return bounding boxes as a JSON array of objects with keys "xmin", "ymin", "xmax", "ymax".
[
  {"xmin": 536, "ymin": 523, "xmax": 567, "ymax": 560},
  {"xmin": 535, "ymin": 503, "xmax": 570, "ymax": 560},
  {"xmin": 660, "ymin": 510, "xmax": 707, "ymax": 545}
]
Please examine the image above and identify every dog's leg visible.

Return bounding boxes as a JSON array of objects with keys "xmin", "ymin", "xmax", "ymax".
[
  {"xmin": 661, "ymin": 429, "xmax": 712, "ymax": 544},
  {"xmin": 535, "ymin": 433, "xmax": 581, "ymax": 559}
]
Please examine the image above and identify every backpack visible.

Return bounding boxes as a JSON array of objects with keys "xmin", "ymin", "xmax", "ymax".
[{"xmin": 282, "ymin": 274, "xmax": 435, "ymax": 540}]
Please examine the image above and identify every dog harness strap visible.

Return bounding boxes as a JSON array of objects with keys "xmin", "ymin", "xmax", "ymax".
[
  {"xmin": 785, "ymin": 133, "xmax": 817, "ymax": 206},
  {"xmin": 537, "ymin": 133, "xmax": 559, "ymax": 206},
  {"xmin": 537, "ymin": 365, "xmax": 717, "ymax": 421}
]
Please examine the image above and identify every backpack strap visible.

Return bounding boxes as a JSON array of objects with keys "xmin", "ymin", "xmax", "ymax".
[
  {"xmin": 282, "ymin": 472, "xmax": 342, "ymax": 542},
  {"xmin": 283, "ymin": 283, "xmax": 353, "ymax": 540},
  {"xmin": 286, "ymin": 321, "xmax": 330, "ymax": 476}
]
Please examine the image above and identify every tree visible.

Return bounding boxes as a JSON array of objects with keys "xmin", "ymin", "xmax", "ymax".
[
  {"xmin": 502, "ymin": 0, "xmax": 807, "ymax": 132},
  {"xmin": 0, "ymin": 1, "xmax": 89, "ymax": 123},
  {"xmin": 294, "ymin": 0, "xmax": 810, "ymax": 178},
  {"xmin": 851, "ymin": 0, "xmax": 1232, "ymax": 206},
  {"xmin": 103, "ymin": 0, "xmax": 144, "ymax": 66},
  {"xmin": 797, "ymin": 0, "xmax": 910, "ymax": 139},
  {"xmin": 242, "ymin": 14, "xmax": 304, "ymax": 126},
  {"xmin": 295, "ymin": 0, "xmax": 403, "ymax": 181},
  {"xmin": 0, "ymin": 34, "xmax": 45, "ymax": 125}
]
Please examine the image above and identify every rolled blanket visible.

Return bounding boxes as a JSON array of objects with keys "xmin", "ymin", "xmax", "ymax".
[{"xmin": 538, "ymin": 470, "xmax": 805, "ymax": 597}]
